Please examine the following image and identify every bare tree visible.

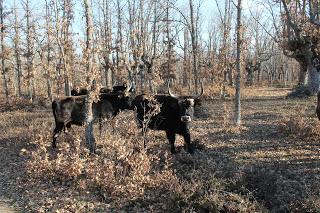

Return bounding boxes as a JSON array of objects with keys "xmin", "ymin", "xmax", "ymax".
[
  {"xmin": 42, "ymin": 0, "xmax": 53, "ymax": 100},
  {"xmin": 215, "ymin": 0, "xmax": 233, "ymax": 94},
  {"xmin": 84, "ymin": 0, "xmax": 96, "ymax": 153},
  {"xmin": 189, "ymin": 0, "xmax": 199, "ymax": 92},
  {"xmin": 99, "ymin": 0, "xmax": 113, "ymax": 88},
  {"xmin": 22, "ymin": 0, "xmax": 36, "ymax": 102},
  {"xmin": 12, "ymin": 0, "xmax": 22, "ymax": 97},
  {"xmin": 53, "ymin": 0, "xmax": 74, "ymax": 96},
  {"xmin": 234, "ymin": 0, "xmax": 242, "ymax": 126},
  {"xmin": 271, "ymin": 0, "xmax": 320, "ymax": 95},
  {"xmin": 0, "ymin": 0, "xmax": 9, "ymax": 104}
]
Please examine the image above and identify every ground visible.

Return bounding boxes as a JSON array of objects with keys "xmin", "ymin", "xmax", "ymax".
[{"xmin": 0, "ymin": 87, "xmax": 319, "ymax": 212}]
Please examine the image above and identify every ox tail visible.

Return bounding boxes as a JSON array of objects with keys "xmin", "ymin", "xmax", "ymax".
[{"xmin": 52, "ymin": 100, "xmax": 60, "ymax": 124}]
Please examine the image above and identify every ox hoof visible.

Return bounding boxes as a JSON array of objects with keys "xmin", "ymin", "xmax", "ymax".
[
  {"xmin": 170, "ymin": 148, "xmax": 177, "ymax": 154},
  {"xmin": 185, "ymin": 146, "xmax": 194, "ymax": 154},
  {"xmin": 188, "ymin": 149, "xmax": 194, "ymax": 154}
]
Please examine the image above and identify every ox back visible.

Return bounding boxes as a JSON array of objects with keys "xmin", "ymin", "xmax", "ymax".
[
  {"xmin": 132, "ymin": 94, "xmax": 201, "ymax": 154},
  {"xmin": 100, "ymin": 84, "xmax": 135, "ymax": 94},
  {"xmin": 71, "ymin": 86, "xmax": 126, "ymax": 96},
  {"xmin": 71, "ymin": 88, "xmax": 89, "ymax": 96},
  {"xmin": 52, "ymin": 91, "xmax": 133, "ymax": 148}
]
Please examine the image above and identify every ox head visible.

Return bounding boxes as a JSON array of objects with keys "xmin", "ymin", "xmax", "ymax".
[
  {"xmin": 168, "ymin": 82, "xmax": 203, "ymax": 123},
  {"xmin": 112, "ymin": 82, "xmax": 135, "ymax": 110},
  {"xmin": 53, "ymin": 97, "xmax": 78, "ymax": 123},
  {"xmin": 100, "ymin": 81, "xmax": 136, "ymax": 94}
]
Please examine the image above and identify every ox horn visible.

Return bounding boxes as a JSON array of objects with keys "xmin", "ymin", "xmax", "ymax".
[
  {"xmin": 125, "ymin": 81, "xmax": 133, "ymax": 92},
  {"xmin": 168, "ymin": 81, "xmax": 178, "ymax": 98},
  {"xmin": 194, "ymin": 81, "xmax": 204, "ymax": 98}
]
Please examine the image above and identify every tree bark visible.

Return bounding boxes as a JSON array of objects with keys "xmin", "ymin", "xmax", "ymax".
[
  {"xmin": 234, "ymin": 0, "xmax": 242, "ymax": 126},
  {"xmin": 183, "ymin": 28, "xmax": 189, "ymax": 87},
  {"xmin": 13, "ymin": 0, "xmax": 22, "ymax": 97},
  {"xmin": 298, "ymin": 61, "xmax": 307, "ymax": 86},
  {"xmin": 0, "ymin": 0, "xmax": 9, "ymax": 104},
  {"xmin": 24, "ymin": 0, "xmax": 35, "ymax": 102},
  {"xmin": 84, "ymin": 0, "xmax": 95, "ymax": 153},
  {"xmin": 45, "ymin": 0, "xmax": 52, "ymax": 100},
  {"xmin": 101, "ymin": 0, "xmax": 112, "ymax": 88},
  {"xmin": 189, "ymin": 0, "xmax": 198, "ymax": 92}
]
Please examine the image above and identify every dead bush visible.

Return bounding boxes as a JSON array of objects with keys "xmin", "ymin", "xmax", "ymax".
[
  {"xmin": 280, "ymin": 116, "xmax": 320, "ymax": 139},
  {"xmin": 205, "ymin": 84, "xmax": 235, "ymax": 98},
  {"xmin": 22, "ymin": 107, "xmax": 263, "ymax": 212}
]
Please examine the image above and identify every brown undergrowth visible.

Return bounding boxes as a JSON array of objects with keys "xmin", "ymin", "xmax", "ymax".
[
  {"xmin": 280, "ymin": 107, "xmax": 320, "ymax": 139},
  {"xmin": 21, "ymin": 112, "xmax": 263, "ymax": 212},
  {"xmin": 1, "ymin": 88, "xmax": 320, "ymax": 212}
]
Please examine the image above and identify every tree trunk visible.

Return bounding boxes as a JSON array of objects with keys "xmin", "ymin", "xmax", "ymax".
[
  {"xmin": 63, "ymin": 0, "xmax": 72, "ymax": 96},
  {"xmin": 0, "ymin": 0, "xmax": 9, "ymax": 104},
  {"xmin": 307, "ymin": 65, "xmax": 320, "ymax": 94},
  {"xmin": 298, "ymin": 61, "xmax": 308, "ymax": 86},
  {"xmin": 102, "ymin": 0, "xmax": 112, "ymax": 88},
  {"xmin": 13, "ymin": 0, "xmax": 22, "ymax": 97},
  {"xmin": 189, "ymin": 0, "xmax": 198, "ymax": 92},
  {"xmin": 25, "ymin": 0, "xmax": 35, "ymax": 102},
  {"xmin": 183, "ymin": 28, "xmax": 189, "ymax": 87},
  {"xmin": 84, "ymin": 0, "xmax": 95, "ymax": 153},
  {"xmin": 246, "ymin": 69, "xmax": 254, "ymax": 86},
  {"xmin": 234, "ymin": 0, "xmax": 242, "ymax": 126},
  {"xmin": 45, "ymin": 0, "xmax": 52, "ymax": 100}
]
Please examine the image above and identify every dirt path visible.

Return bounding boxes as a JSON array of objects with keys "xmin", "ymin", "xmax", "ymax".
[
  {"xmin": 0, "ymin": 200, "xmax": 16, "ymax": 213},
  {"xmin": 0, "ymin": 110, "xmax": 36, "ymax": 213},
  {"xmin": 0, "ymin": 138, "xmax": 21, "ymax": 213}
]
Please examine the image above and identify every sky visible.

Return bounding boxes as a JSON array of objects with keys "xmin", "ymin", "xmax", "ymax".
[{"xmin": 3, "ymin": 0, "xmax": 275, "ymax": 54}]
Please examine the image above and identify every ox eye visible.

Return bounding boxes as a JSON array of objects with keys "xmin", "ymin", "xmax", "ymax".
[{"xmin": 183, "ymin": 100, "xmax": 190, "ymax": 107}]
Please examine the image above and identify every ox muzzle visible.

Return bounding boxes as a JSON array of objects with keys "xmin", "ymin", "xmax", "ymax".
[{"xmin": 181, "ymin": 115, "xmax": 192, "ymax": 123}]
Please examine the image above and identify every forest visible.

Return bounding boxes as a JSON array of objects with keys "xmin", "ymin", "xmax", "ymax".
[{"xmin": 0, "ymin": 0, "xmax": 320, "ymax": 212}]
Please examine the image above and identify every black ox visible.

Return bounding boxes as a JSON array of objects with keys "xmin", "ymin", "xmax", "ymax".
[
  {"xmin": 71, "ymin": 87, "xmax": 89, "ymax": 96},
  {"xmin": 52, "ymin": 84, "xmax": 134, "ymax": 148},
  {"xmin": 132, "ymin": 83, "xmax": 203, "ymax": 154},
  {"xmin": 71, "ymin": 83, "xmax": 134, "ymax": 96}
]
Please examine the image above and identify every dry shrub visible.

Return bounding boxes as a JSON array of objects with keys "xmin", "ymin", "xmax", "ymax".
[
  {"xmin": 26, "ymin": 130, "xmax": 86, "ymax": 183},
  {"xmin": 205, "ymin": 84, "xmax": 235, "ymax": 98},
  {"xmin": 22, "ymin": 110, "xmax": 263, "ymax": 212},
  {"xmin": 234, "ymin": 164, "xmax": 319, "ymax": 212},
  {"xmin": 280, "ymin": 116, "xmax": 320, "ymax": 139},
  {"xmin": 23, "ymin": 114, "xmax": 181, "ymax": 211}
]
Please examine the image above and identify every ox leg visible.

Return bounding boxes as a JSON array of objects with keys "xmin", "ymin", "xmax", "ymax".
[
  {"xmin": 99, "ymin": 118, "xmax": 103, "ymax": 137},
  {"xmin": 182, "ymin": 131, "xmax": 194, "ymax": 154},
  {"xmin": 165, "ymin": 130, "xmax": 176, "ymax": 154},
  {"xmin": 64, "ymin": 123, "xmax": 71, "ymax": 133},
  {"xmin": 52, "ymin": 123, "xmax": 64, "ymax": 148}
]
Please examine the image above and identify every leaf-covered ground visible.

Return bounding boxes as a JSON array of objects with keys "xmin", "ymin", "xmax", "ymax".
[{"xmin": 0, "ymin": 87, "xmax": 319, "ymax": 212}]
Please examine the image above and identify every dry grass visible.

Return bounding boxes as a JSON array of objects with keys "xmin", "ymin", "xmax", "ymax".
[{"xmin": 0, "ymin": 87, "xmax": 320, "ymax": 212}]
